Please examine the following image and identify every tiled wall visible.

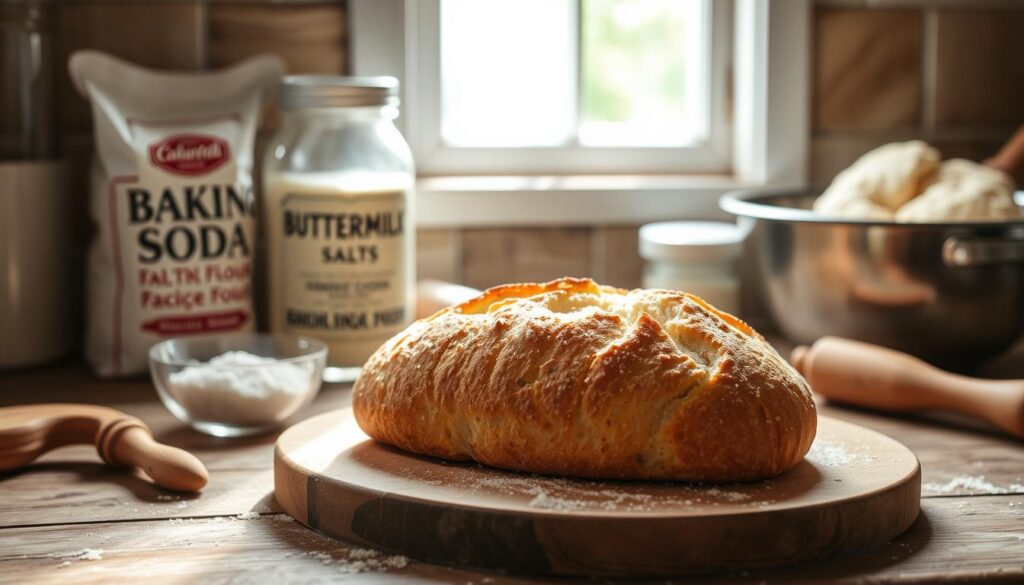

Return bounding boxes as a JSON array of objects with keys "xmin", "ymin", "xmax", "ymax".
[
  {"xmin": 55, "ymin": 0, "xmax": 349, "ymax": 212},
  {"xmin": 418, "ymin": 226, "xmax": 644, "ymax": 292},
  {"xmin": 811, "ymin": 0, "xmax": 1024, "ymax": 186},
  {"xmin": 33, "ymin": 0, "xmax": 1024, "ymax": 313},
  {"xmin": 43, "ymin": 1, "xmax": 350, "ymax": 333}
]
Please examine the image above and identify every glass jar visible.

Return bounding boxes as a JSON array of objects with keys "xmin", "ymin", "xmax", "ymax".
[
  {"xmin": 263, "ymin": 76, "xmax": 414, "ymax": 381},
  {"xmin": 639, "ymin": 221, "xmax": 743, "ymax": 315},
  {"xmin": 0, "ymin": 0, "xmax": 53, "ymax": 160}
]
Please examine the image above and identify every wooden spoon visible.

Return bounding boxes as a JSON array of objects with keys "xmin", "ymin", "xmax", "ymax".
[
  {"xmin": 0, "ymin": 404, "xmax": 209, "ymax": 491},
  {"xmin": 790, "ymin": 336, "xmax": 1024, "ymax": 439}
]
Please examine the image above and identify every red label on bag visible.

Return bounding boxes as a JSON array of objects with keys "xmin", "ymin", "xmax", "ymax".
[
  {"xmin": 149, "ymin": 135, "xmax": 231, "ymax": 176},
  {"xmin": 141, "ymin": 310, "xmax": 249, "ymax": 335}
]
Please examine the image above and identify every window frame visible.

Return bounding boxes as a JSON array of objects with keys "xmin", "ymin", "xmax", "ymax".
[
  {"xmin": 349, "ymin": 0, "xmax": 810, "ymax": 227},
  {"xmin": 408, "ymin": 0, "xmax": 732, "ymax": 176}
]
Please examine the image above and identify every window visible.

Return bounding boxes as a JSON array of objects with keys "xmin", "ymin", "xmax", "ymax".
[
  {"xmin": 349, "ymin": 0, "xmax": 809, "ymax": 226},
  {"xmin": 409, "ymin": 0, "xmax": 731, "ymax": 175}
]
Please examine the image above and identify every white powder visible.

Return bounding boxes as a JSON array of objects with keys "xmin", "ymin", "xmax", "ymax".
[
  {"xmin": 924, "ymin": 475, "xmax": 1010, "ymax": 495},
  {"xmin": 235, "ymin": 511, "xmax": 261, "ymax": 520},
  {"xmin": 527, "ymin": 489, "xmax": 586, "ymax": 511},
  {"xmin": 702, "ymin": 488, "xmax": 750, "ymax": 502},
  {"xmin": 479, "ymin": 475, "xmax": 759, "ymax": 512},
  {"xmin": 293, "ymin": 549, "xmax": 408, "ymax": 574},
  {"xmin": 807, "ymin": 440, "xmax": 858, "ymax": 467},
  {"xmin": 50, "ymin": 549, "xmax": 104, "ymax": 564},
  {"xmin": 167, "ymin": 351, "xmax": 313, "ymax": 425}
]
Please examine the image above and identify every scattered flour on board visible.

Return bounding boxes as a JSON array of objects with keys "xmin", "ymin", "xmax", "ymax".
[
  {"xmin": 703, "ymin": 488, "xmax": 750, "ymax": 502},
  {"xmin": 477, "ymin": 473, "xmax": 755, "ymax": 511},
  {"xmin": 807, "ymin": 440, "xmax": 856, "ymax": 466},
  {"xmin": 527, "ymin": 488, "xmax": 586, "ymax": 511},
  {"xmin": 923, "ymin": 475, "xmax": 1014, "ymax": 495}
]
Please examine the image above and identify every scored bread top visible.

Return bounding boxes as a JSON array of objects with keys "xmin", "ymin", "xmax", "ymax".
[{"xmin": 353, "ymin": 278, "xmax": 816, "ymax": 482}]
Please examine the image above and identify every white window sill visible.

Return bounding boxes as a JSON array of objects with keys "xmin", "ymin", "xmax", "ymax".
[{"xmin": 415, "ymin": 174, "xmax": 784, "ymax": 227}]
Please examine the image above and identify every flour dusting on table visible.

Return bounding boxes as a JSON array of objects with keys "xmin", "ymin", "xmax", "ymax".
[
  {"xmin": 923, "ymin": 475, "xmax": 1017, "ymax": 495},
  {"xmin": 290, "ymin": 548, "xmax": 409, "ymax": 574},
  {"xmin": 50, "ymin": 548, "xmax": 105, "ymax": 567}
]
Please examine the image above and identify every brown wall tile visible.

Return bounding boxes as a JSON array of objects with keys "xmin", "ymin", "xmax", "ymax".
[
  {"xmin": 935, "ymin": 11, "xmax": 1024, "ymax": 128},
  {"xmin": 417, "ymin": 229, "xmax": 460, "ymax": 283},
  {"xmin": 208, "ymin": 3, "xmax": 347, "ymax": 130},
  {"xmin": 208, "ymin": 4, "xmax": 347, "ymax": 73},
  {"xmin": 460, "ymin": 228, "xmax": 592, "ymax": 290},
  {"xmin": 54, "ymin": 2, "xmax": 203, "ymax": 134},
  {"xmin": 814, "ymin": 9, "xmax": 923, "ymax": 130},
  {"xmin": 929, "ymin": 138, "xmax": 1006, "ymax": 165},
  {"xmin": 810, "ymin": 134, "xmax": 906, "ymax": 187},
  {"xmin": 594, "ymin": 226, "xmax": 643, "ymax": 290}
]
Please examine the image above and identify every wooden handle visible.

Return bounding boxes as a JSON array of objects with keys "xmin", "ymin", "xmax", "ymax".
[
  {"xmin": 0, "ymin": 404, "xmax": 208, "ymax": 492},
  {"xmin": 985, "ymin": 124, "xmax": 1024, "ymax": 184},
  {"xmin": 790, "ymin": 337, "xmax": 1024, "ymax": 438}
]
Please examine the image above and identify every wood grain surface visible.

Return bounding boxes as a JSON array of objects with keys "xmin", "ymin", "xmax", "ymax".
[{"xmin": 1, "ymin": 362, "xmax": 1024, "ymax": 583}]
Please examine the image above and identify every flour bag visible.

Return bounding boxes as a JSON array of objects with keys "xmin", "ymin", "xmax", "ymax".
[{"xmin": 69, "ymin": 51, "xmax": 284, "ymax": 376}]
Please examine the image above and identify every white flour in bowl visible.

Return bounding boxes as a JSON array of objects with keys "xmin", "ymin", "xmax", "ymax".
[{"xmin": 168, "ymin": 351, "xmax": 312, "ymax": 425}]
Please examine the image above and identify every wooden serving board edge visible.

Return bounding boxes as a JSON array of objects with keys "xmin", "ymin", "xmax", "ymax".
[{"xmin": 273, "ymin": 419, "xmax": 922, "ymax": 577}]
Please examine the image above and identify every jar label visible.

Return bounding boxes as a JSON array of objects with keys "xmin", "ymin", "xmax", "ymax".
[{"xmin": 273, "ymin": 189, "xmax": 410, "ymax": 349}]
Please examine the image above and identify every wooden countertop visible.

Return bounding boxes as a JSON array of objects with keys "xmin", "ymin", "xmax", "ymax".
[{"xmin": 1, "ymin": 362, "xmax": 1023, "ymax": 584}]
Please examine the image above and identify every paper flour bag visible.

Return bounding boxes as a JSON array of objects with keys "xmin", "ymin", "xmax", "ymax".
[{"xmin": 69, "ymin": 51, "xmax": 284, "ymax": 376}]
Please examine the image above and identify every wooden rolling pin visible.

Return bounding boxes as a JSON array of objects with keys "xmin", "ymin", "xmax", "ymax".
[
  {"xmin": 790, "ymin": 337, "xmax": 1024, "ymax": 439},
  {"xmin": 0, "ymin": 404, "xmax": 208, "ymax": 491}
]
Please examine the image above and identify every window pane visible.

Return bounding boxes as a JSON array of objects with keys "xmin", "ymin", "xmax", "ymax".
[
  {"xmin": 580, "ymin": 0, "xmax": 705, "ymax": 146},
  {"xmin": 440, "ymin": 0, "xmax": 575, "ymax": 147}
]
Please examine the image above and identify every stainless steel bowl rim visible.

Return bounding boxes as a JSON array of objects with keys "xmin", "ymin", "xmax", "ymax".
[{"xmin": 721, "ymin": 188, "xmax": 1024, "ymax": 228}]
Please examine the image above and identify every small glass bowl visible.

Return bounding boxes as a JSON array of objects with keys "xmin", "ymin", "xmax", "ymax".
[{"xmin": 149, "ymin": 333, "xmax": 327, "ymax": 437}]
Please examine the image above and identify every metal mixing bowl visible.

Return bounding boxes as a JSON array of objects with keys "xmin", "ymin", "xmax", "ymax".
[{"xmin": 721, "ymin": 189, "xmax": 1024, "ymax": 367}]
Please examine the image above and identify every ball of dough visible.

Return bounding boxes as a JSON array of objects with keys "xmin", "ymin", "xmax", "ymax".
[
  {"xmin": 895, "ymin": 159, "xmax": 1020, "ymax": 222},
  {"xmin": 813, "ymin": 141, "xmax": 940, "ymax": 220}
]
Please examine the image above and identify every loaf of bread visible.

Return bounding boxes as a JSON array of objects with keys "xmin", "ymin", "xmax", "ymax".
[{"xmin": 353, "ymin": 278, "xmax": 816, "ymax": 482}]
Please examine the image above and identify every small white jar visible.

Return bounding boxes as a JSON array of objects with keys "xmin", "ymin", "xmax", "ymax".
[{"xmin": 639, "ymin": 221, "xmax": 744, "ymax": 315}]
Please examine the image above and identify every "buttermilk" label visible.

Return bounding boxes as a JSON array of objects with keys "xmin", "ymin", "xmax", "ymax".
[{"xmin": 264, "ymin": 172, "xmax": 413, "ymax": 367}]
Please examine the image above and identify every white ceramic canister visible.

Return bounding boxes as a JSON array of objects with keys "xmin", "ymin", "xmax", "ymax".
[{"xmin": 639, "ymin": 221, "xmax": 744, "ymax": 315}]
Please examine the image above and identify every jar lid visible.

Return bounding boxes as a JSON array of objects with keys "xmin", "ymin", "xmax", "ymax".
[
  {"xmin": 278, "ymin": 75, "xmax": 399, "ymax": 110},
  {"xmin": 639, "ymin": 221, "xmax": 744, "ymax": 262}
]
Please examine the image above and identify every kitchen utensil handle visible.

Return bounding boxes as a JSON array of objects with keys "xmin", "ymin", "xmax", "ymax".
[
  {"xmin": 986, "ymin": 124, "xmax": 1024, "ymax": 183},
  {"xmin": 943, "ymin": 234, "xmax": 1024, "ymax": 267},
  {"xmin": 790, "ymin": 337, "xmax": 1024, "ymax": 438},
  {"xmin": 0, "ymin": 404, "xmax": 208, "ymax": 491}
]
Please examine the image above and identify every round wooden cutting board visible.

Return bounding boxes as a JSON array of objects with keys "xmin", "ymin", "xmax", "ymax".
[{"xmin": 274, "ymin": 410, "xmax": 920, "ymax": 577}]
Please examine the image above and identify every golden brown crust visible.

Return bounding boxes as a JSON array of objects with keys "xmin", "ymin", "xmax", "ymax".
[{"xmin": 353, "ymin": 278, "xmax": 816, "ymax": 482}]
